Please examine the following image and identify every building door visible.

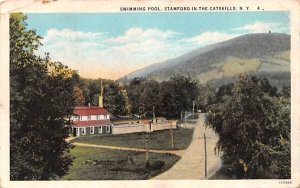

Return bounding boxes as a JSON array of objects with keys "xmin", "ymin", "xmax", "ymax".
[{"xmin": 72, "ymin": 128, "xmax": 77, "ymax": 137}]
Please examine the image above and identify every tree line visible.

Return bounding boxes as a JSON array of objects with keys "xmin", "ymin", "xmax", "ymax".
[
  {"xmin": 72, "ymin": 74, "xmax": 201, "ymax": 118},
  {"xmin": 125, "ymin": 75, "xmax": 200, "ymax": 118}
]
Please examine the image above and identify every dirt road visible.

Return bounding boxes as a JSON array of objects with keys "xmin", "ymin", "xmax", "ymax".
[{"xmin": 153, "ymin": 113, "xmax": 221, "ymax": 179}]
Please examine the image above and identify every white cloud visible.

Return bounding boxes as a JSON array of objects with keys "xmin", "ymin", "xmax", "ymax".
[
  {"xmin": 38, "ymin": 29, "xmax": 106, "ymax": 62},
  {"xmin": 107, "ymin": 27, "xmax": 177, "ymax": 43},
  {"xmin": 184, "ymin": 31, "xmax": 237, "ymax": 46},
  {"xmin": 38, "ymin": 28, "xmax": 183, "ymax": 79},
  {"xmin": 235, "ymin": 21, "xmax": 283, "ymax": 33},
  {"xmin": 38, "ymin": 28, "xmax": 241, "ymax": 80},
  {"xmin": 42, "ymin": 28, "xmax": 103, "ymax": 43}
]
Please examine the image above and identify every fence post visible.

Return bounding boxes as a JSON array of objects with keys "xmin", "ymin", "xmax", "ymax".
[
  {"xmin": 204, "ymin": 133, "xmax": 207, "ymax": 179},
  {"xmin": 170, "ymin": 122, "xmax": 174, "ymax": 149}
]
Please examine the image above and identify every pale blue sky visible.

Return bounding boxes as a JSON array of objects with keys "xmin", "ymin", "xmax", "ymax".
[{"xmin": 25, "ymin": 12, "xmax": 290, "ymax": 80}]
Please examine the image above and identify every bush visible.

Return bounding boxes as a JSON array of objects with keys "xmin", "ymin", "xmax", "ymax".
[{"xmin": 149, "ymin": 160, "xmax": 165, "ymax": 171}]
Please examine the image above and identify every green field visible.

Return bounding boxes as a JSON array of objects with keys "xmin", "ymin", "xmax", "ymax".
[
  {"xmin": 61, "ymin": 146, "xmax": 180, "ymax": 180},
  {"xmin": 72, "ymin": 128, "xmax": 194, "ymax": 150}
]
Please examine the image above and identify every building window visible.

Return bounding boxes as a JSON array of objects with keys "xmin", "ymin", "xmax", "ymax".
[
  {"xmin": 104, "ymin": 115, "xmax": 107, "ymax": 119},
  {"xmin": 81, "ymin": 127, "xmax": 86, "ymax": 135},
  {"xmin": 96, "ymin": 115, "xmax": 100, "ymax": 120},
  {"xmin": 87, "ymin": 115, "xmax": 91, "ymax": 120},
  {"xmin": 106, "ymin": 125, "xmax": 110, "ymax": 133},
  {"xmin": 90, "ymin": 127, "xmax": 94, "ymax": 134},
  {"xmin": 98, "ymin": 126, "xmax": 102, "ymax": 133}
]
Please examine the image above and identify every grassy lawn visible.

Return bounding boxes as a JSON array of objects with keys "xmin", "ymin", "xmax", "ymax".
[
  {"xmin": 61, "ymin": 146, "xmax": 180, "ymax": 180},
  {"xmin": 72, "ymin": 127, "xmax": 194, "ymax": 150}
]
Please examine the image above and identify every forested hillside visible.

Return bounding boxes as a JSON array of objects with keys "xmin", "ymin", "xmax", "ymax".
[{"xmin": 120, "ymin": 33, "xmax": 290, "ymax": 88}]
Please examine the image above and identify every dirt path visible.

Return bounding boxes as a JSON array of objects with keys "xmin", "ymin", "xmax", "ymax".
[
  {"xmin": 153, "ymin": 113, "xmax": 222, "ymax": 179},
  {"xmin": 72, "ymin": 142, "xmax": 184, "ymax": 156}
]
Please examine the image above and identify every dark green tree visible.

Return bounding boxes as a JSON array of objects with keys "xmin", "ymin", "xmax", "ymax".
[
  {"xmin": 197, "ymin": 84, "xmax": 216, "ymax": 112},
  {"xmin": 79, "ymin": 78, "xmax": 130, "ymax": 116},
  {"xmin": 103, "ymin": 80, "xmax": 129, "ymax": 116},
  {"xmin": 280, "ymin": 84, "xmax": 291, "ymax": 98},
  {"xmin": 73, "ymin": 86, "xmax": 85, "ymax": 106},
  {"xmin": 10, "ymin": 13, "xmax": 74, "ymax": 180},
  {"xmin": 126, "ymin": 75, "xmax": 199, "ymax": 118},
  {"xmin": 138, "ymin": 80, "xmax": 160, "ymax": 117},
  {"xmin": 82, "ymin": 79, "xmax": 99, "ymax": 106},
  {"xmin": 113, "ymin": 90, "xmax": 130, "ymax": 116},
  {"xmin": 205, "ymin": 74, "xmax": 290, "ymax": 179},
  {"xmin": 158, "ymin": 75, "xmax": 199, "ymax": 117},
  {"xmin": 259, "ymin": 77, "xmax": 278, "ymax": 97},
  {"xmin": 126, "ymin": 77, "xmax": 147, "ymax": 116}
]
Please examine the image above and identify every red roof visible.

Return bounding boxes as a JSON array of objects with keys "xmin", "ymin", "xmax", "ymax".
[
  {"xmin": 74, "ymin": 106, "xmax": 110, "ymax": 116},
  {"xmin": 72, "ymin": 119, "xmax": 112, "ymax": 127}
]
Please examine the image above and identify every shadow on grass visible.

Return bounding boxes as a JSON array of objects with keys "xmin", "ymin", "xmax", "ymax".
[{"xmin": 61, "ymin": 146, "xmax": 180, "ymax": 180}]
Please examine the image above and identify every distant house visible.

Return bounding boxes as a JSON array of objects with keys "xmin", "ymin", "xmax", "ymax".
[
  {"xmin": 71, "ymin": 80, "xmax": 113, "ymax": 137},
  {"xmin": 71, "ymin": 106, "xmax": 113, "ymax": 137}
]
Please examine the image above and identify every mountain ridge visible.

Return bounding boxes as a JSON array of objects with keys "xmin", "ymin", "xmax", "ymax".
[{"xmin": 119, "ymin": 33, "xmax": 290, "ymax": 87}]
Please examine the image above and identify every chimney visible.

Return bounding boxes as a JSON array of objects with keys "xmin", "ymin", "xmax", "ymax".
[{"xmin": 99, "ymin": 79, "xmax": 104, "ymax": 108}]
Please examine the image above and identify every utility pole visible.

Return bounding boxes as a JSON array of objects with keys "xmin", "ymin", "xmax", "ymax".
[
  {"xmin": 192, "ymin": 100, "xmax": 195, "ymax": 115},
  {"xmin": 146, "ymin": 133, "xmax": 149, "ymax": 162},
  {"xmin": 144, "ymin": 123, "xmax": 150, "ymax": 166},
  {"xmin": 184, "ymin": 111, "xmax": 187, "ymax": 128},
  {"xmin": 170, "ymin": 122, "xmax": 174, "ymax": 149},
  {"xmin": 153, "ymin": 106, "xmax": 155, "ymax": 121},
  {"xmin": 204, "ymin": 133, "xmax": 207, "ymax": 179}
]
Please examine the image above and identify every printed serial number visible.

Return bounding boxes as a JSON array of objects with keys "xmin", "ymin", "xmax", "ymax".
[{"xmin": 279, "ymin": 180, "xmax": 292, "ymax": 184}]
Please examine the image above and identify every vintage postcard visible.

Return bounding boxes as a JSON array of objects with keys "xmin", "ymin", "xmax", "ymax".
[{"xmin": 0, "ymin": 0, "xmax": 299, "ymax": 187}]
